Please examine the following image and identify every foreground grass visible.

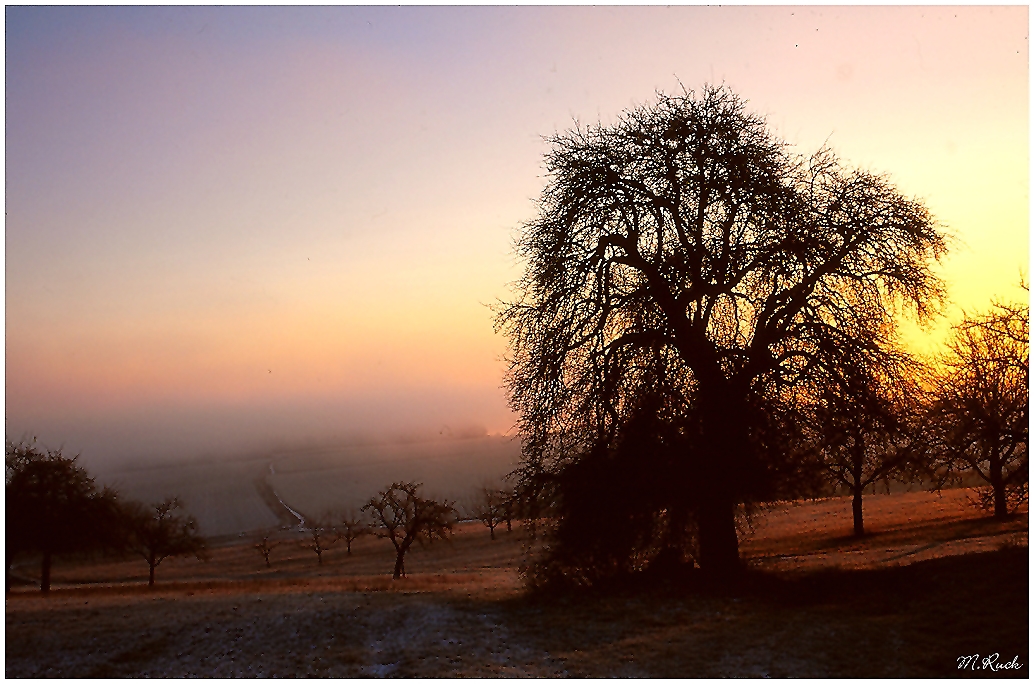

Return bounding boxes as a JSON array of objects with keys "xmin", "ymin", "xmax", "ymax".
[
  {"xmin": 6, "ymin": 547, "xmax": 1026, "ymax": 677},
  {"xmin": 500, "ymin": 546, "xmax": 1028, "ymax": 678}
]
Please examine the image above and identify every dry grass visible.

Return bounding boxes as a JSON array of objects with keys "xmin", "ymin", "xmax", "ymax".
[
  {"xmin": 741, "ymin": 488, "xmax": 1028, "ymax": 570},
  {"xmin": 6, "ymin": 488, "xmax": 1028, "ymax": 677}
]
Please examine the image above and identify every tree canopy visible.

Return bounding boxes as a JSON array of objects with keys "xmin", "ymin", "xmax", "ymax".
[
  {"xmin": 926, "ymin": 297, "xmax": 1029, "ymax": 518},
  {"xmin": 121, "ymin": 497, "xmax": 207, "ymax": 587},
  {"xmin": 6, "ymin": 440, "xmax": 120, "ymax": 592},
  {"xmin": 497, "ymin": 85, "xmax": 947, "ymax": 578},
  {"xmin": 363, "ymin": 482, "xmax": 455, "ymax": 579},
  {"xmin": 814, "ymin": 349, "xmax": 923, "ymax": 536}
]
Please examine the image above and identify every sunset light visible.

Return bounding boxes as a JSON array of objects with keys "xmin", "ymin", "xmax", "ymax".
[
  {"xmin": 5, "ymin": 8, "xmax": 1028, "ymax": 675},
  {"xmin": 6, "ymin": 6, "xmax": 1027, "ymax": 462}
]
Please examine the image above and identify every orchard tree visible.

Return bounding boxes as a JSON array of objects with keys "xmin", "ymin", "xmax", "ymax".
[
  {"xmin": 497, "ymin": 85, "xmax": 946, "ymax": 576},
  {"xmin": 301, "ymin": 514, "xmax": 336, "ymax": 565},
  {"xmin": 363, "ymin": 482, "xmax": 455, "ymax": 579},
  {"xmin": 927, "ymin": 297, "xmax": 1028, "ymax": 518},
  {"xmin": 499, "ymin": 487, "xmax": 517, "ymax": 533},
  {"xmin": 122, "ymin": 497, "xmax": 207, "ymax": 587},
  {"xmin": 5, "ymin": 440, "xmax": 120, "ymax": 593},
  {"xmin": 254, "ymin": 535, "xmax": 280, "ymax": 568},
  {"xmin": 815, "ymin": 351, "xmax": 922, "ymax": 536},
  {"xmin": 470, "ymin": 486, "xmax": 507, "ymax": 540},
  {"xmin": 336, "ymin": 510, "xmax": 368, "ymax": 556}
]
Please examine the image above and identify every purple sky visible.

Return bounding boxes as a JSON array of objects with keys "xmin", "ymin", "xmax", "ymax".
[{"xmin": 6, "ymin": 6, "xmax": 1028, "ymax": 466}]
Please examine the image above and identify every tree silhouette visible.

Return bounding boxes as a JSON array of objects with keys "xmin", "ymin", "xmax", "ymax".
[
  {"xmin": 254, "ymin": 535, "xmax": 280, "ymax": 568},
  {"xmin": 300, "ymin": 514, "xmax": 336, "ymax": 565},
  {"xmin": 470, "ymin": 486, "xmax": 507, "ymax": 540},
  {"xmin": 5, "ymin": 440, "xmax": 120, "ymax": 593},
  {"xmin": 122, "ymin": 497, "xmax": 207, "ymax": 587},
  {"xmin": 927, "ymin": 297, "xmax": 1029, "ymax": 518},
  {"xmin": 815, "ymin": 351, "xmax": 922, "ymax": 536},
  {"xmin": 498, "ymin": 486, "xmax": 517, "ymax": 533},
  {"xmin": 497, "ymin": 85, "xmax": 946, "ymax": 576},
  {"xmin": 362, "ymin": 482, "xmax": 455, "ymax": 579},
  {"xmin": 336, "ymin": 510, "xmax": 368, "ymax": 556}
]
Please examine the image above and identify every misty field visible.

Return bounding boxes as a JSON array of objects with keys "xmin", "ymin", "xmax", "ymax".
[
  {"xmin": 92, "ymin": 435, "xmax": 521, "ymax": 537},
  {"xmin": 6, "ymin": 488, "xmax": 1027, "ymax": 678}
]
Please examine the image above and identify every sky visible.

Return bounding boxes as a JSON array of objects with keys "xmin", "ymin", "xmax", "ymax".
[{"xmin": 5, "ymin": 6, "xmax": 1029, "ymax": 466}]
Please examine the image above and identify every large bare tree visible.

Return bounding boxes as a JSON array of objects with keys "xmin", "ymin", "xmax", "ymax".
[
  {"xmin": 497, "ymin": 85, "xmax": 946, "ymax": 575},
  {"xmin": 927, "ymin": 297, "xmax": 1029, "ymax": 518}
]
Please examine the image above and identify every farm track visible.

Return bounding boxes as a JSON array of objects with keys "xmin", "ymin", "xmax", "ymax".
[{"xmin": 253, "ymin": 466, "xmax": 305, "ymax": 528}]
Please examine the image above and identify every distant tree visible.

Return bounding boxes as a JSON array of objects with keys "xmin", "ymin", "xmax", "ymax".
[
  {"xmin": 926, "ymin": 297, "xmax": 1029, "ymax": 518},
  {"xmin": 496, "ymin": 85, "xmax": 947, "ymax": 576},
  {"xmin": 362, "ymin": 482, "xmax": 455, "ymax": 579},
  {"xmin": 5, "ymin": 440, "xmax": 120, "ymax": 593},
  {"xmin": 122, "ymin": 497, "xmax": 207, "ymax": 587},
  {"xmin": 336, "ymin": 510, "xmax": 368, "ymax": 556},
  {"xmin": 499, "ymin": 486, "xmax": 517, "ymax": 533},
  {"xmin": 254, "ymin": 535, "xmax": 280, "ymax": 568},
  {"xmin": 815, "ymin": 351, "xmax": 922, "ymax": 536},
  {"xmin": 300, "ymin": 514, "xmax": 336, "ymax": 565},
  {"xmin": 470, "ymin": 486, "xmax": 507, "ymax": 540}
]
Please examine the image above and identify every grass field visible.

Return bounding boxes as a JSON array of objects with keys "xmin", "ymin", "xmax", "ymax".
[{"xmin": 6, "ymin": 488, "xmax": 1028, "ymax": 677}]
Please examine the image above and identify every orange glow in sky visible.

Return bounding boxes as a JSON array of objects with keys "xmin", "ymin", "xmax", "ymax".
[{"xmin": 5, "ymin": 6, "xmax": 1027, "ymax": 464}]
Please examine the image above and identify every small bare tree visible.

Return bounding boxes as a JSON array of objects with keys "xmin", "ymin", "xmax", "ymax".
[
  {"xmin": 362, "ymin": 482, "xmax": 455, "ymax": 579},
  {"xmin": 121, "ymin": 497, "xmax": 207, "ymax": 587},
  {"xmin": 470, "ymin": 486, "xmax": 506, "ymax": 540},
  {"xmin": 499, "ymin": 486, "xmax": 517, "ymax": 533},
  {"xmin": 815, "ymin": 352, "xmax": 922, "ymax": 536},
  {"xmin": 336, "ymin": 510, "xmax": 368, "ymax": 556},
  {"xmin": 254, "ymin": 535, "xmax": 280, "ymax": 568},
  {"xmin": 300, "ymin": 514, "xmax": 336, "ymax": 565},
  {"xmin": 926, "ymin": 296, "xmax": 1029, "ymax": 518}
]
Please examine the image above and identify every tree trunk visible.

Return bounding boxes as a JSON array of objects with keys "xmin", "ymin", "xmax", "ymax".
[
  {"xmin": 41, "ymin": 551, "xmax": 52, "ymax": 593},
  {"xmin": 852, "ymin": 484, "xmax": 865, "ymax": 536},
  {"xmin": 694, "ymin": 385, "xmax": 746, "ymax": 575},
  {"xmin": 148, "ymin": 561, "xmax": 156, "ymax": 587},
  {"xmin": 489, "ymin": 523, "xmax": 495, "ymax": 540},
  {"xmin": 992, "ymin": 483, "xmax": 1009, "ymax": 519},
  {"xmin": 696, "ymin": 497, "xmax": 739, "ymax": 575},
  {"xmin": 393, "ymin": 538, "xmax": 414, "ymax": 579},
  {"xmin": 990, "ymin": 451, "xmax": 1009, "ymax": 519},
  {"xmin": 6, "ymin": 554, "xmax": 13, "ymax": 593}
]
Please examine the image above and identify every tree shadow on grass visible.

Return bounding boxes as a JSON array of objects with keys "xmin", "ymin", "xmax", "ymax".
[{"xmin": 495, "ymin": 547, "xmax": 1028, "ymax": 677}]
